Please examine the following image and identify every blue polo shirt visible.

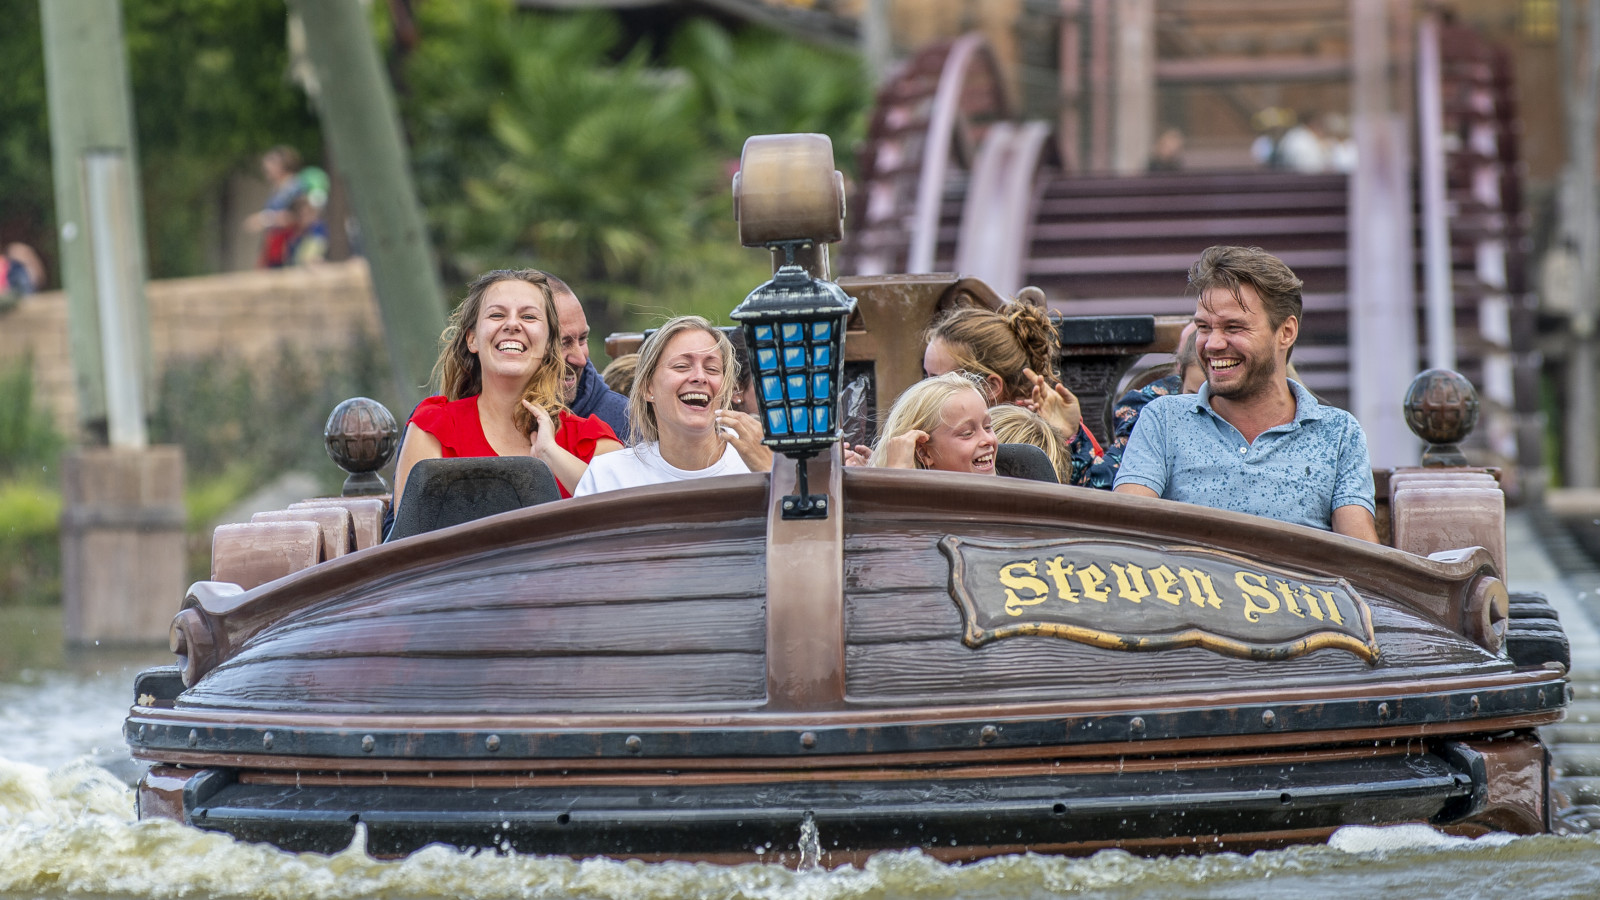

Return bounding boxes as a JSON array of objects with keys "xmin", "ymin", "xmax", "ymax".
[{"xmin": 1113, "ymin": 380, "xmax": 1375, "ymax": 530}]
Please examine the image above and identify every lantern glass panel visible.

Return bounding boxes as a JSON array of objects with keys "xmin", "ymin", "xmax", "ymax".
[
  {"xmin": 786, "ymin": 374, "xmax": 807, "ymax": 401},
  {"xmin": 811, "ymin": 345, "xmax": 831, "ymax": 368},
  {"xmin": 781, "ymin": 322, "xmax": 803, "ymax": 342},
  {"xmin": 790, "ymin": 407, "xmax": 810, "ymax": 434},
  {"xmin": 813, "ymin": 405, "xmax": 830, "ymax": 432},
  {"xmin": 783, "ymin": 345, "xmax": 805, "ymax": 368},
  {"xmin": 757, "ymin": 348, "xmax": 778, "ymax": 373},
  {"xmin": 767, "ymin": 408, "xmax": 789, "ymax": 434},
  {"xmin": 754, "ymin": 325, "xmax": 774, "ymax": 342},
  {"xmin": 762, "ymin": 375, "xmax": 783, "ymax": 403},
  {"xmin": 812, "ymin": 372, "xmax": 831, "ymax": 400},
  {"xmin": 812, "ymin": 321, "xmax": 832, "ymax": 342}
]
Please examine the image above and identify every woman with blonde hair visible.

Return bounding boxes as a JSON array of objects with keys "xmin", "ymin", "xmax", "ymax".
[
  {"xmin": 864, "ymin": 372, "xmax": 997, "ymax": 474},
  {"xmin": 922, "ymin": 295, "xmax": 1116, "ymax": 487},
  {"xmin": 575, "ymin": 316, "xmax": 769, "ymax": 495},
  {"xmin": 393, "ymin": 269, "xmax": 622, "ymax": 507}
]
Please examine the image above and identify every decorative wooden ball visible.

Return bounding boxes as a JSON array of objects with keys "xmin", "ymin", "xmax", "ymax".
[
  {"xmin": 1403, "ymin": 369, "xmax": 1479, "ymax": 445},
  {"xmin": 324, "ymin": 398, "xmax": 398, "ymax": 494}
]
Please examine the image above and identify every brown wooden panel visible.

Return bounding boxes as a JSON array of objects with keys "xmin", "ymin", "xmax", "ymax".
[
  {"xmin": 225, "ymin": 596, "xmax": 767, "ymax": 660},
  {"xmin": 296, "ymin": 535, "xmax": 767, "ymax": 622},
  {"xmin": 183, "ymin": 652, "xmax": 767, "ymax": 713},
  {"xmin": 844, "ymin": 634, "xmax": 1504, "ymax": 705}
]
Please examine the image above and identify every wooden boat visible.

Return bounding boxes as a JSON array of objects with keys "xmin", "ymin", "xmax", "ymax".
[{"xmin": 125, "ymin": 135, "xmax": 1570, "ymax": 865}]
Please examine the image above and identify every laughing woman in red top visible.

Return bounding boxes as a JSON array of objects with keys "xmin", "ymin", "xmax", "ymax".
[{"xmin": 393, "ymin": 269, "xmax": 622, "ymax": 507}]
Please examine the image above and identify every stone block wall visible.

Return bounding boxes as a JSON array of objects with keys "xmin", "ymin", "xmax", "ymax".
[{"xmin": 0, "ymin": 259, "xmax": 382, "ymax": 438}]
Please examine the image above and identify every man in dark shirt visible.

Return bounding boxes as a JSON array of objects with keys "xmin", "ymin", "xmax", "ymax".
[{"xmin": 550, "ymin": 276, "xmax": 631, "ymax": 441}]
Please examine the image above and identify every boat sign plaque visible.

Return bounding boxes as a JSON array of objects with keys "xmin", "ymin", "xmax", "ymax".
[{"xmin": 939, "ymin": 536, "xmax": 1379, "ymax": 663}]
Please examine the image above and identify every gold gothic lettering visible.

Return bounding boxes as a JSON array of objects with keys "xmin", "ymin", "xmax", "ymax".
[
  {"xmin": 1318, "ymin": 588, "xmax": 1345, "ymax": 625},
  {"xmin": 1237, "ymin": 571, "xmax": 1279, "ymax": 623},
  {"xmin": 1299, "ymin": 584, "xmax": 1324, "ymax": 621},
  {"xmin": 1110, "ymin": 564, "xmax": 1150, "ymax": 603},
  {"xmin": 1045, "ymin": 557, "xmax": 1080, "ymax": 603},
  {"xmin": 1178, "ymin": 567, "xmax": 1225, "ymax": 609},
  {"xmin": 1000, "ymin": 561, "xmax": 1049, "ymax": 615},
  {"xmin": 1275, "ymin": 580, "xmax": 1305, "ymax": 618},
  {"xmin": 1075, "ymin": 563, "xmax": 1111, "ymax": 602},
  {"xmin": 1149, "ymin": 565, "xmax": 1185, "ymax": 605}
]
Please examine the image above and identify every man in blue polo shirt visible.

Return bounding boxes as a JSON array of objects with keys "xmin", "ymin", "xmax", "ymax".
[{"xmin": 1113, "ymin": 245, "xmax": 1378, "ymax": 541}]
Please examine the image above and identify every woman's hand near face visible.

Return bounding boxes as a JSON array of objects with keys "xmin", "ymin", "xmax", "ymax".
[
  {"xmin": 843, "ymin": 443, "xmax": 873, "ymax": 466},
  {"xmin": 522, "ymin": 399, "xmax": 619, "ymax": 494},
  {"xmin": 715, "ymin": 409, "xmax": 773, "ymax": 472},
  {"xmin": 524, "ymin": 400, "xmax": 558, "ymax": 459},
  {"xmin": 1020, "ymin": 367, "xmax": 1083, "ymax": 440},
  {"xmin": 879, "ymin": 429, "xmax": 928, "ymax": 469}
]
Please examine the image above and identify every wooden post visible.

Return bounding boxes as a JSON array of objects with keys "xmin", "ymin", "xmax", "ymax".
[
  {"xmin": 1058, "ymin": 0, "xmax": 1083, "ymax": 173},
  {"xmin": 39, "ymin": 0, "xmax": 152, "ymax": 441},
  {"xmin": 286, "ymin": 0, "xmax": 445, "ymax": 408},
  {"xmin": 1087, "ymin": 0, "xmax": 1112, "ymax": 173},
  {"xmin": 1560, "ymin": 0, "xmax": 1600, "ymax": 488},
  {"xmin": 59, "ymin": 447, "xmax": 186, "ymax": 645},
  {"xmin": 1112, "ymin": 0, "xmax": 1155, "ymax": 175},
  {"xmin": 42, "ymin": 1, "xmax": 187, "ymax": 643},
  {"xmin": 1348, "ymin": 0, "xmax": 1418, "ymax": 468},
  {"xmin": 1417, "ymin": 14, "xmax": 1456, "ymax": 372}
]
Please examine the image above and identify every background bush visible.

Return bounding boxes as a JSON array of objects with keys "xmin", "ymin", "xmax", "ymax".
[{"xmin": 0, "ymin": 360, "xmax": 64, "ymax": 606}]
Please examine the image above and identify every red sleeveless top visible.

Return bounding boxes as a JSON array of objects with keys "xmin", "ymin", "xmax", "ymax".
[{"xmin": 408, "ymin": 395, "xmax": 618, "ymax": 499}]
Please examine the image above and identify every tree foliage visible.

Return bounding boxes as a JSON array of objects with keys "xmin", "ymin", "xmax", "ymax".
[
  {"xmin": 0, "ymin": 2, "xmax": 52, "ymax": 254},
  {"xmin": 400, "ymin": 1, "xmax": 870, "ymax": 338},
  {"xmin": 3, "ymin": 0, "xmax": 871, "ymax": 335},
  {"xmin": 122, "ymin": 0, "xmax": 322, "ymax": 276}
]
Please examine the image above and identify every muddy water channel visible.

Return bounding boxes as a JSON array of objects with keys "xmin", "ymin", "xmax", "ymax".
[{"xmin": 4, "ymin": 607, "xmax": 1600, "ymax": 900}]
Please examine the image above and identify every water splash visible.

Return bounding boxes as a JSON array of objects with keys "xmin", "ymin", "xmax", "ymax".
[{"xmin": 797, "ymin": 811, "xmax": 822, "ymax": 871}]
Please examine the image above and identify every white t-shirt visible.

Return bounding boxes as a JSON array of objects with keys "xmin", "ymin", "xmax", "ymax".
[{"xmin": 573, "ymin": 442, "xmax": 750, "ymax": 496}]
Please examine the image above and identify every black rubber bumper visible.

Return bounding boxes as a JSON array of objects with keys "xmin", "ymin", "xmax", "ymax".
[{"xmin": 183, "ymin": 752, "xmax": 1476, "ymax": 857}]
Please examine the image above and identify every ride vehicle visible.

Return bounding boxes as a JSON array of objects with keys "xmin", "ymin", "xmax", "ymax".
[{"xmin": 124, "ymin": 134, "xmax": 1569, "ymax": 865}]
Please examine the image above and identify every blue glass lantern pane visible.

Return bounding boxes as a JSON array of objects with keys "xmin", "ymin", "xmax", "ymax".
[
  {"xmin": 753, "ymin": 325, "xmax": 774, "ymax": 342},
  {"xmin": 783, "ymin": 346, "xmax": 805, "ymax": 368},
  {"xmin": 813, "ymin": 405, "xmax": 830, "ymax": 433},
  {"xmin": 790, "ymin": 407, "xmax": 810, "ymax": 434},
  {"xmin": 781, "ymin": 322, "xmax": 803, "ymax": 342},
  {"xmin": 811, "ymin": 321, "xmax": 832, "ymax": 342},
  {"xmin": 811, "ymin": 345, "xmax": 831, "ymax": 368},
  {"xmin": 766, "ymin": 408, "xmax": 789, "ymax": 435},
  {"xmin": 761, "ymin": 376, "xmax": 783, "ymax": 403},
  {"xmin": 812, "ymin": 372, "xmax": 831, "ymax": 400},
  {"xmin": 756, "ymin": 348, "xmax": 778, "ymax": 372},
  {"xmin": 786, "ymin": 374, "xmax": 807, "ymax": 401}
]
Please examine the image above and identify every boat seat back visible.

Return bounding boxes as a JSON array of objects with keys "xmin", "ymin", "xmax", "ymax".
[
  {"xmin": 289, "ymin": 497, "xmax": 388, "ymax": 550},
  {"xmin": 252, "ymin": 506, "xmax": 356, "ymax": 560},
  {"xmin": 211, "ymin": 520, "xmax": 322, "ymax": 590},
  {"xmin": 386, "ymin": 457, "xmax": 560, "ymax": 541},
  {"xmin": 996, "ymin": 442, "xmax": 1059, "ymax": 483}
]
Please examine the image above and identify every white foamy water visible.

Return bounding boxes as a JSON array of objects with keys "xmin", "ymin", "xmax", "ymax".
[{"xmin": 5, "ymin": 662, "xmax": 1600, "ymax": 900}]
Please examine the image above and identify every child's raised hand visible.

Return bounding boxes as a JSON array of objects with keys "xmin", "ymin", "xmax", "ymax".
[{"xmin": 879, "ymin": 429, "xmax": 928, "ymax": 469}]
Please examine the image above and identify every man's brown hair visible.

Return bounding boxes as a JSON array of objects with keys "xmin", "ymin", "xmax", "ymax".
[{"xmin": 1188, "ymin": 246, "xmax": 1304, "ymax": 358}]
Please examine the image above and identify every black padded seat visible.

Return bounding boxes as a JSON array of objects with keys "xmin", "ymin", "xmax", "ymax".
[
  {"xmin": 386, "ymin": 457, "xmax": 560, "ymax": 542},
  {"xmin": 995, "ymin": 443, "xmax": 1059, "ymax": 484}
]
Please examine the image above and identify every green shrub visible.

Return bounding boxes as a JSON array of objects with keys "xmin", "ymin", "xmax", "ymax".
[
  {"xmin": 151, "ymin": 330, "xmax": 397, "ymax": 492},
  {"xmin": 0, "ymin": 358, "xmax": 65, "ymax": 481},
  {"xmin": 0, "ymin": 480, "xmax": 62, "ymax": 606}
]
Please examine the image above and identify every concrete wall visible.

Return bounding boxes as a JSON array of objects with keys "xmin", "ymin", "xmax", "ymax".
[{"xmin": 0, "ymin": 259, "xmax": 381, "ymax": 439}]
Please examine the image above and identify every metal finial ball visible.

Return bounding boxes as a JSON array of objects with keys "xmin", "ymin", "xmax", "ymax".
[
  {"xmin": 1403, "ymin": 369, "xmax": 1479, "ymax": 445},
  {"xmin": 324, "ymin": 397, "xmax": 399, "ymax": 478}
]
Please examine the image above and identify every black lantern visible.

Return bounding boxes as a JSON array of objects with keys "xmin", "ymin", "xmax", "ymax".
[{"xmin": 730, "ymin": 245, "xmax": 856, "ymax": 519}]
